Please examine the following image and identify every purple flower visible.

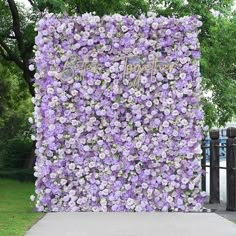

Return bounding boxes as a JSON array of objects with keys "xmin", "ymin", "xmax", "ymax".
[{"xmin": 33, "ymin": 13, "xmax": 205, "ymax": 212}]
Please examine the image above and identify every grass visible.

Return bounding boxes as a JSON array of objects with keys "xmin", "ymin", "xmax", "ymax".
[{"xmin": 0, "ymin": 179, "xmax": 44, "ymax": 236}]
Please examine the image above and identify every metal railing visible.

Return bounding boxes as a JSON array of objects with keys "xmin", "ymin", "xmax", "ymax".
[{"xmin": 201, "ymin": 127, "xmax": 236, "ymax": 211}]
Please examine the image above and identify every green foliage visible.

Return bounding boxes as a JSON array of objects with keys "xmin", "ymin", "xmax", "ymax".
[
  {"xmin": 36, "ymin": 0, "xmax": 66, "ymax": 13},
  {"xmin": 2, "ymin": 136, "xmax": 33, "ymax": 168},
  {"xmin": 0, "ymin": 63, "xmax": 33, "ymax": 169},
  {"xmin": 200, "ymin": 16, "xmax": 236, "ymax": 127},
  {"xmin": 35, "ymin": 0, "xmax": 149, "ymax": 16},
  {"xmin": 0, "ymin": 65, "xmax": 11, "ymax": 125}
]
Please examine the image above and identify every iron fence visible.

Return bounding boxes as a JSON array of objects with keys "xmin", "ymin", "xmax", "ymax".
[{"xmin": 201, "ymin": 127, "xmax": 236, "ymax": 211}]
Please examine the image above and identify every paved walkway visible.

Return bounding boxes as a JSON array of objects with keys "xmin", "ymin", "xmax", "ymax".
[
  {"xmin": 25, "ymin": 212, "xmax": 236, "ymax": 236},
  {"xmin": 204, "ymin": 201, "xmax": 236, "ymax": 223}
]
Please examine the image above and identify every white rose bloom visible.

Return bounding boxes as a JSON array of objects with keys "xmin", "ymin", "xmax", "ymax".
[
  {"xmin": 126, "ymin": 198, "xmax": 135, "ymax": 206},
  {"xmin": 141, "ymin": 145, "xmax": 148, "ymax": 152},
  {"xmin": 71, "ymin": 90, "xmax": 78, "ymax": 96},
  {"xmin": 74, "ymin": 33, "xmax": 81, "ymax": 40},
  {"xmin": 71, "ymin": 120, "xmax": 79, "ymax": 126},
  {"xmin": 99, "ymin": 153, "xmax": 106, "ymax": 159},
  {"xmin": 114, "ymin": 14, "xmax": 122, "ymax": 22},
  {"xmin": 137, "ymin": 127, "xmax": 144, "ymax": 133},
  {"xmin": 100, "ymin": 198, "xmax": 107, "ymax": 206},
  {"xmin": 29, "ymin": 64, "xmax": 35, "ymax": 71},
  {"xmin": 136, "ymin": 141, "xmax": 142, "ymax": 148},
  {"xmin": 167, "ymin": 196, "xmax": 173, "ymax": 203},
  {"xmin": 50, "ymin": 173, "xmax": 57, "ymax": 179},
  {"xmin": 30, "ymin": 195, "xmax": 35, "ymax": 201},
  {"xmin": 89, "ymin": 162, "xmax": 95, "ymax": 168},
  {"xmin": 112, "ymin": 103, "xmax": 119, "ymax": 110},
  {"xmin": 121, "ymin": 26, "xmax": 128, "ymax": 32},
  {"xmin": 146, "ymin": 100, "xmax": 152, "ymax": 108},
  {"xmin": 47, "ymin": 87, "xmax": 54, "ymax": 94},
  {"xmin": 134, "ymin": 20, "xmax": 141, "ymax": 26},
  {"xmin": 142, "ymin": 183, "xmax": 148, "ymax": 189},
  {"xmin": 69, "ymin": 163, "xmax": 76, "ymax": 170},
  {"xmin": 153, "ymin": 99, "xmax": 159, "ymax": 105},
  {"xmin": 163, "ymin": 121, "xmax": 169, "ymax": 127},
  {"xmin": 181, "ymin": 119, "xmax": 188, "ymax": 126},
  {"xmin": 151, "ymin": 22, "xmax": 159, "ymax": 29}
]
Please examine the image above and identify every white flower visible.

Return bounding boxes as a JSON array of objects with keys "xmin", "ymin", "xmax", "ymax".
[
  {"xmin": 50, "ymin": 173, "xmax": 57, "ymax": 178},
  {"xmin": 137, "ymin": 127, "xmax": 144, "ymax": 133},
  {"xmin": 29, "ymin": 64, "xmax": 35, "ymax": 71},
  {"xmin": 141, "ymin": 76, "xmax": 148, "ymax": 84},
  {"xmin": 68, "ymin": 163, "xmax": 76, "ymax": 170},
  {"xmin": 112, "ymin": 103, "xmax": 119, "ymax": 110},
  {"xmin": 133, "ymin": 48, "xmax": 139, "ymax": 55},
  {"xmin": 89, "ymin": 162, "xmax": 95, "ymax": 168},
  {"xmin": 151, "ymin": 22, "xmax": 159, "ymax": 29},
  {"xmin": 163, "ymin": 121, "xmax": 169, "ymax": 127},
  {"xmin": 153, "ymin": 99, "xmax": 159, "ymax": 105},
  {"xmin": 114, "ymin": 14, "xmax": 122, "ymax": 22},
  {"xmin": 121, "ymin": 25, "xmax": 128, "ymax": 32},
  {"xmin": 71, "ymin": 120, "xmax": 79, "ymax": 126},
  {"xmin": 30, "ymin": 195, "xmax": 35, "ymax": 201},
  {"xmin": 146, "ymin": 101, "xmax": 152, "ymax": 108},
  {"xmin": 126, "ymin": 198, "xmax": 134, "ymax": 206},
  {"xmin": 69, "ymin": 190, "xmax": 76, "ymax": 196},
  {"xmin": 166, "ymin": 29, "xmax": 172, "ymax": 35},
  {"xmin": 136, "ymin": 141, "xmax": 142, "ymax": 148},
  {"xmin": 71, "ymin": 90, "xmax": 78, "ymax": 96},
  {"xmin": 135, "ymin": 91, "xmax": 141, "ymax": 97},
  {"xmin": 180, "ymin": 73, "xmax": 186, "ymax": 79},
  {"xmin": 45, "ymin": 188, "xmax": 51, "ymax": 194},
  {"xmin": 142, "ymin": 183, "xmax": 148, "ymax": 189},
  {"xmin": 134, "ymin": 20, "xmax": 141, "ymax": 26},
  {"xmin": 167, "ymin": 196, "xmax": 173, "ymax": 203},
  {"xmin": 141, "ymin": 145, "xmax": 148, "ymax": 152},
  {"xmin": 181, "ymin": 119, "xmax": 188, "ymax": 126},
  {"xmin": 47, "ymin": 87, "xmax": 54, "ymax": 94},
  {"xmin": 99, "ymin": 27, "xmax": 105, "ymax": 33},
  {"xmin": 100, "ymin": 198, "xmax": 107, "ymax": 206},
  {"xmin": 59, "ymin": 117, "xmax": 66, "ymax": 123},
  {"xmin": 188, "ymin": 197, "xmax": 194, "ymax": 203},
  {"xmin": 193, "ymin": 203, "xmax": 202, "ymax": 211},
  {"xmin": 99, "ymin": 153, "xmax": 106, "ymax": 159},
  {"xmin": 167, "ymin": 73, "xmax": 174, "ymax": 80},
  {"xmin": 74, "ymin": 33, "xmax": 81, "ymax": 40}
]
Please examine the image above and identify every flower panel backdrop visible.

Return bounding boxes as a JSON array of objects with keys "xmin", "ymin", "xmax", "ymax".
[{"xmin": 33, "ymin": 13, "xmax": 206, "ymax": 212}]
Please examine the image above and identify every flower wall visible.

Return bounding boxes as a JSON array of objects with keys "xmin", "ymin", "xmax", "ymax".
[{"xmin": 33, "ymin": 13, "xmax": 206, "ymax": 212}]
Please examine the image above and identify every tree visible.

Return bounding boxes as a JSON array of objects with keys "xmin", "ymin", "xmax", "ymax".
[{"xmin": 0, "ymin": 0, "xmax": 37, "ymax": 96}]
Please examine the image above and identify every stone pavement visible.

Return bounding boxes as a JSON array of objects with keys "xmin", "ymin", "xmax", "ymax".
[
  {"xmin": 25, "ymin": 212, "xmax": 236, "ymax": 236},
  {"xmin": 204, "ymin": 197, "xmax": 236, "ymax": 223}
]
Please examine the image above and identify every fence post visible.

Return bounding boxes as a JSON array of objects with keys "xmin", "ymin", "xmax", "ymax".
[
  {"xmin": 201, "ymin": 139, "xmax": 206, "ymax": 191},
  {"xmin": 209, "ymin": 129, "xmax": 220, "ymax": 204},
  {"xmin": 226, "ymin": 127, "xmax": 236, "ymax": 211}
]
